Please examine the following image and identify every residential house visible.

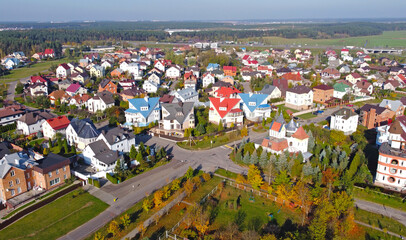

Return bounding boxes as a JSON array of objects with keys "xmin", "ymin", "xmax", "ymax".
[
  {"xmin": 257, "ymin": 85, "xmax": 282, "ymax": 101},
  {"xmin": 3, "ymin": 58, "xmax": 20, "ymax": 70},
  {"xmin": 96, "ymin": 127, "xmax": 136, "ymax": 153},
  {"xmin": 125, "ymin": 97, "xmax": 161, "ymax": 127},
  {"xmin": 159, "ymin": 94, "xmax": 176, "ymax": 104},
  {"xmin": 281, "ymin": 72, "xmax": 303, "ymax": 86},
  {"xmin": 111, "ymin": 68, "xmax": 124, "ymax": 78},
  {"xmin": 353, "ymin": 81, "xmax": 373, "ymax": 97},
  {"xmin": 166, "ymin": 65, "xmax": 182, "ymax": 79},
  {"xmin": 273, "ymin": 78, "xmax": 289, "ymax": 97},
  {"xmin": 120, "ymin": 87, "xmax": 146, "ymax": 102},
  {"xmin": 32, "ymin": 153, "xmax": 71, "ymax": 191},
  {"xmin": 98, "ymin": 79, "xmax": 117, "ymax": 94},
  {"xmin": 285, "ymin": 86, "xmax": 313, "ymax": 110},
  {"xmin": 214, "ymin": 87, "xmax": 241, "ymax": 98},
  {"xmin": 82, "ymin": 140, "xmax": 122, "ymax": 171},
  {"xmin": 87, "ymin": 92, "xmax": 115, "ymax": 113},
  {"xmin": 0, "ymin": 105, "xmax": 26, "ymax": 126},
  {"xmin": 333, "ymin": 82, "xmax": 351, "ymax": 99},
  {"xmin": 346, "ymin": 73, "xmax": 363, "ymax": 84},
  {"xmin": 170, "ymin": 88, "xmax": 199, "ymax": 103},
  {"xmin": 238, "ymin": 93, "xmax": 271, "ymax": 121},
  {"xmin": 66, "ymin": 83, "xmax": 87, "ymax": 96},
  {"xmin": 69, "ymin": 94, "xmax": 91, "ymax": 108},
  {"xmin": 41, "ymin": 115, "xmax": 70, "ymax": 139},
  {"xmin": 66, "ymin": 118, "xmax": 100, "ymax": 150},
  {"xmin": 360, "ymin": 104, "xmax": 395, "ymax": 129},
  {"xmin": 202, "ymin": 72, "xmax": 216, "ymax": 88},
  {"xmin": 28, "ymin": 83, "xmax": 48, "ymax": 97},
  {"xmin": 58, "ymin": 79, "xmax": 72, "ymax": 90},
  {"xmin": 209, "ymin": 97, "xmax": 243, "ymax": 127},
  {"xmin": 101, "ymin": 61, "xmax": 113, "ymax": 70},
  {"xmin": 89, "ymin": 65, "xmax": 105, "ymax": 78},
  {"xmin": 379, "ymin": 99, "xmax": 405, "ymax": 117},
  {"xmin": 48, "ymin": 90, "xmax": 70, "ymax": 105},
  {"xmin": 330, "ymin": 108, "xmax": 359, "ymax": 135},
  {"xmin": 56, "ymin": 63, "xmax": 71, "ymax": 78},
  {"xmin": 220, "ymin": 76, "xmax": 235, "ymax": 85},
  {"xmin": 71, "ymin": 72, "xmax": 89, "ymax": 83},
  {"xmin": 118, "ymin": 79, "xmax": 136, "ymax": 90},
  {"xmin": 313, "ymin": 84, "xmax": 334, "ymax": 104},
  {"xmin": 142, "ymin": 81, "xmax": 159, "ymax": 93},
  {"xmin": 159, "ymin": 102, "xmax": 195, "ymax": 132},
  {"xmin": 207, "ymin": 63, "xmax": 220, "ymax": 71},
  {"xmin": 321, "ymin": 68, "xmax": 340, "ymax": 80},
  {"xmin": 16, "ymin": 111, "xmax": 55, "ymax": 136},
  {"xmin": 44, "ymin": 49, "xmax": 55, "ymax": 58},
  {"xmin": 223, "ymin": 66, "xmax": 237, "ymax": 76},
  {"xmin": 383, "ymin": 80, "xmax": 401, "ymax": 91}
]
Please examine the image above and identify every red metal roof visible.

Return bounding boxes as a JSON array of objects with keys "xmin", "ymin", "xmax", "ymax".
[
  {"xmin": 46, "ymin": 115, "xmax": 70, "ymax": 130},
  {"xmin": 209, "ymin": 97, "xmax": 241, "ymax": 118}
]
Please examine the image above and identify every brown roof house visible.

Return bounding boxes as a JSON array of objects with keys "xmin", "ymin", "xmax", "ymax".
[
  {"xmin": 16, "ymin": 110, "xmax": 55, "ymax": 136},
  {"xmin": 285, "ymin": 85, "xmax": 313, "ymax": 110},
  {"xmin": 313, "ymin": 84, "xmax": 334, "ymax": 104},
  {"xmin": 360, "ymin": 104, "xmax": 395, "ymax": 129}
]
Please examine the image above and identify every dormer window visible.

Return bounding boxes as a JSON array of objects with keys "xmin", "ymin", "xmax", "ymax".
[
  {"xmin": 249, "ymin": 102, "xmax": 256, "ymax": 106},
  {"xmin": 219, "ymin": 107, "xmax": 227, "ymax": 111},
  {"xmin": 140, "ymin": 106, "xmax": 148, "ymax": 111}
]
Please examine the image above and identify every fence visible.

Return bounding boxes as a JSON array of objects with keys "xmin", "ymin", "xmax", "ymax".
[
  {"xmin": 349, "ymin": 96, "xmax": 375, "ymax": 103},
  {"xmin": 291, "ymin": 106, "xmax": 326, "ymax": 117}
]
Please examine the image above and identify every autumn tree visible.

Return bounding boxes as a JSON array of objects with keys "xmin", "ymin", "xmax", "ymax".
[
  {"xmin": 184, "ymin": 179, "xmax": 195, "ymax": 196},
  {"xmin": 142, "ymin": 198, "xmax": 153, "ymax": 213},
  {"xmin": 162, "ymin": 185, "xmax": 171, "ymax": 200},
  {"xmin": 291, "ymin": 180, "xmax": 312, "ymax": 225},
  {"xmin": 185, "ymin": 166, "xmax": 194, "ymax": 179},
  {"xmin": 247, "ymin": 164, "xmax": 263, "ymax": 190},
  {"xmin": 94, "ymin": 232, "xmax": 104, "ymax": 240},
  {"xmin": 107, "ymin": 220, "xmax": 120, "ymax": 236},
  {"xmin": 153, "ymin": 190, "xmax": 163, "ymax": 207},
  {"xmin": 241, "ymin": 126, "xmax": 248, "ymax": 137},
  {"xmin": 120, "ymin": 214, "xmax": 131, "ymax": 229},
  {"xmin": 171, "ymin": 178, "xmax": 181, "ymax": 192}
]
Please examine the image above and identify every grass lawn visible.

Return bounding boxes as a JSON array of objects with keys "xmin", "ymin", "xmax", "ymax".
[
  {"xmin": 353, "ymin": 187, "xmax": 406, "ymax": 212},
  {"xmin": 355, "ymin": 208, "xmax": 406, "ymax": 236},
  {"xmin": 0, "ymin": 58, "xmax": 78, "ymax": 82},
  {"xmin": 28, "ymin": 138, "xmax": 45, "ymax": 147},
  {"xmin": 297, "ymin": 112, "xmax": 317, "ymax": 120},
  {"xmin": 241, "ymin": 31, "xmax": 406, "ymax": 48},
  {"xmin": 0, "ymin": 189, "xmax": 108, "ymax": 240},
  {"xmin": 276, "ymin": 104, "xmax": 299, "ymax": 113},
  {"xmin": 361, "ymin": 226, "xmax": 402, "ymax": 240},
  {"xmin": 177, "ymin": 131, "xmax": 242, "ymax": 150},
  {"xmin": 208, "ymin": 185, "xmax": 301, "ymax": 233}
]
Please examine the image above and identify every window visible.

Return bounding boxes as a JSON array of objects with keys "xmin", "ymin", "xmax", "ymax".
[
  {"xmin": 10, "ymin": 170, "xmax": 15, "ymax": 177},
  {"xmin": 15, "ymin": 178, "xmax": 20, "ymax": 184},
  {"xmin": 64, "ymin": 174, "xmax": 67, "ymax": 180},
  {"xmin": 48, "ymin": 172, "xmax": 52, "ymax": 177},
  {"xmin": 56, "ymin": 169, "xmax": 59, "ymax": 175},
  {"xmin": 11, "ymin": 189, "xmax": 15, "ymax": 196},
  {"xmin": 9, "ymin": 181, "xmax": 13, "ymax": 187},
  {"xmin": 49, "ymin": 178, "xmax": 60, "ymax": 186},
  {"xmin": 17, "ymin": 187, "xmax": 21, "ymax": 194},
  {"xmin": 63, "ymin": 166, "xmax": 66, "ymax": 172}
]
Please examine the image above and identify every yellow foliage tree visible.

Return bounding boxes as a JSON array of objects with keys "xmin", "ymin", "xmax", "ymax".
[
  {"xmin": 236, "ymin": 174, "xmax": 246, "ymax": 184},
  {"xmin": 184, "ymin": 179, "xmax": 195, "ymax": 196},
  {"xmin": 153, "ymin": 190, "xmax": 163, "ymax": 208},
  {"xmin": 107, "ymin": 220, "xmax": 120, "ymax": 236}
]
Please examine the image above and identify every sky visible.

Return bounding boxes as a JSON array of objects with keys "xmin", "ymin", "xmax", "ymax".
[{"xmin": 0, "ymin": 0, "xmax": 406, "ymax": 22}]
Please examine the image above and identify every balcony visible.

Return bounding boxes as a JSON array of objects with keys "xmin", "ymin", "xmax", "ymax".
[
  {"xmin": 391, "ymin": 159, "xmax": 399, "ymax": 165},
  {"xmin": 389, "ymin": 168, "xmax": 397, "ymax": 174}
]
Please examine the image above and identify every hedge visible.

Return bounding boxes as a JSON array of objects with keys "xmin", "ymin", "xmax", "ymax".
[
  {"xmin": 88, "ymin": 178, "xmax": 93, "ymax": 185},
  {"xmin": 0, "ymin": 123, "xmax": 16, "ymax": 133},
  {"xmin": 106, "ymin": 173, "xmax": 119, "ymax": 184},
  {"xmin": 93, "ymin": 179, "xmax": 101, "ymax": 188}
]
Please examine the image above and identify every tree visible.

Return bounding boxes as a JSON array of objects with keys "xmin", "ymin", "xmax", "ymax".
[
  {"xmin": 247, "ymin": 164, "xmax": 263, "ymax": 190},
  {"xmin": 142, "ymin": 198, "xmax": 153, "ymax": 213},
  {"xmin": 43, "ymin": 148, "xmax": 49, "ymax": 155},
  {"xmin": 241, "ymin": 126, "xmax": 248, "ymax": 137},
  {"xmin": 243, "ymin": 152, "xmax": 250, "ymax": 165},
  {"xmin": 307, "ymin": 130, "xmax": 315, "ymax": 152},
  {"xmin": 275, "ymin": 153, "xmax": 288, "ymax": 173},
  {"xmin": 15, "ymin": 81, "xmax": 24, "ymax": 94},
  {"xmin": 184, "ymin": 179, "xmax": 195, "ymax": 196},
  {"xmin": 129, "ymin": 145, "xmax": 137, "ymax": 160},
  {"xmin": 94, "ymin": 232, "xmax": 104, "ymax": 240},
  {"xmin": 291, "ymin": 180, "xmax": 312, "ymax": 225},
  {"xmin": 236, "ymin": 174, "xmax": 246, "ymax": 184},
  {"xmin": 121, "ymin": 213, "xmax": 131, "ymax": 229},
  {"xmin": 330, "ymin": 130, "xmax": 346, "ymax": 145},
  {"xmin": 107, "ymin": 220, "xmax": 120, "ymax": 236},
  {"xmin": 171, "ymin": 178, "xmax": 181, "ymax": 192},
  {"xmin": 218, "ymin": 120, "xmax": 224, "ymax": 132},
  {"xmin": 250, "ymin": 151, "xmax": 259, "ymax": 165},
  {"xmin": 259, "ymin": 150, "xmax": 268, "ymax": 168},
  {"xmin": 184, "ymin": 128, "xmax": 191, "ymax": 138},
  {"xmin": 62, "ymin": 139, "xmax": 69, "ymax": 154},
  {"xmin": 153, "ymin": 190, "xmax": 163, "ymax": 207},
  {"xmin": 185, "ymin": 166, "xmax": 194, "ymax": 179},
  {"xmin": 114, "ymin": 159, "xmax": 123, "ymax": 174}
]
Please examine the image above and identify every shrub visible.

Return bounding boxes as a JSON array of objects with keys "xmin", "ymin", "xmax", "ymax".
[
  {"xmin": 106, "ymin": 173, "xmax": 119, "ymax": 184},
  {"xmin": 93, "ymin": 179, "xmax": 101, "ymax": 188},
  {"xmin": 88, "ymin": 178, "xmax": 93, "ymax": 185}
]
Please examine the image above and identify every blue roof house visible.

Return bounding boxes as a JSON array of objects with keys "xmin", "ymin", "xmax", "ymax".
[
  {"xmin": 4, "ymin": 58, "xmax": 20, "ymax": 70},
  {"xmin": 125, "ymin": 97, "xmax": 161, "ymax": 127},
  {"xmin": 207, "ymin": 63, "xmax": 220, "ymax": 71},
  {"xmin": 238, "ymin": 93, "xmax": 271, "ymax": 121}
]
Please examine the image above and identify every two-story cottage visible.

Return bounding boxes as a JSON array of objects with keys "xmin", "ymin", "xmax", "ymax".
[
  {"xmin": 170, "ymin": 88, "xmax": 199, "ymax": 103},
  {"xmin": 66, "ymin": 118, "xmax": 100, "ymax": 150},
  {"xmin": 125, "ymin": 97, "xmax": 161, "ymax": 127},
  {"xmin": 56, "ymin": 63, "xmax": 71, "ymax": 78},
  {"xmin": 41, "ymin": 115, "xmax": 70, "ymax": 139},
  {"xmin": 285, "ymin": 85, "xmax": 313, "ymax": 110},
  {"xmin": 82, "ymin": 140, "xmax": 122, "ymax": 172},
  {"xmin": 98, "ymin": 79, "xmax": 117, "ymax": 94},
  {"xmin": 209, "ymin": 97, "xmax": 243, "ymax": 127},
  {"xmin": 202, "ymin": 72, "xmax": 216, "ymax": 88},
  {"xmin": 159, "ymin": 102, "xmax": 195, "ymax": 133},
  {"xmin": 0, "ymin": 105, "xmax": 26, "ymax": 126},
  {"xmin": 238, "ymin": 93, "xmax": 271, "ymax": 121},
  {"xmin": 97, "ymin": 127, "xmax": 136, "ymax": 153},
  {"xmin": 360, "ymin": 104, "xmax": 395, "ymax": 129},
  {"xmin": 330, "ymin": 108, "xmax": 359, "ymax": 135},
  {"xmin": 87, "ymin": 92, "xmax": 115, "ymax": 113},
  {"xmin": 379, "ymin": 99, "xmax": 405, "ymax": 117},
  {"xmin": 313, "ymin": 84, "xmax": 334, "ymax": 104},
  {"xmin": 16, "ymin": 111, "xmax": 55, "ymax": 136}
]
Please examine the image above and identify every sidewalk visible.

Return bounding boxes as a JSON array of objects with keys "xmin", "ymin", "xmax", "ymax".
[
  {"xmin": 83, "ymin": 185, "xmax": 117, "ymax": 205},
  {"xmin": 355, "ymin": 220, "xmax": 403, "ymax": 239},
  {"xmin": 355, "ymin": 198, "xmax": 406, "ymax": 227}
]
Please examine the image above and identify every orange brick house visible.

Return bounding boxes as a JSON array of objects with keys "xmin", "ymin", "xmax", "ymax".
[
  {"xmin": 98, "ymin": 79, "xmax": 117, "ymax": 94},
  {"xmin": 223, "ymin": 66, "xmax": 237, "ymax": 76},
  {"xmin": 110, "ymin": 68, "xmax": 124, "ymax": 78},
  {"xmin": 0, "ymin": 152, "xmax": 71, "ymax": 208},
  {"xmin": 360, "ymin": 104, "xmax": 395, "ymax": 129},
  {"xmin": 313, "ymin": 84, "xmax": 334, "ymax": 104}
]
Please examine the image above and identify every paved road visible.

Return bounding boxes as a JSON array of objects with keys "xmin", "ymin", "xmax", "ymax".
[
  {"xmin": 6, "ymin": 81, "xmax": 17, "ymax": 101},
  {"xmin": 355, "ymin": 198, "xmax": 406, "ymax": 227}
]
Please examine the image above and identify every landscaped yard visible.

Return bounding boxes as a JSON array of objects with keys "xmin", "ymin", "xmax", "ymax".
[
  {"xmin": 177, "ymin": 131, "xmax": 242, "ymax": 150},
  {"xmin": 353, "ymin": 187, "xmax": 406, "ymax": 212},
  {"xmin": 0, "ymin": 189, "xmax": 108, "ymax": 240},
  {"xmin": 297, "ymin": 112, "xmax": 317, "ymax": 120},
  {"xmin": 276, "ymin": 104, "xmax": 299, "ymax": 113}
]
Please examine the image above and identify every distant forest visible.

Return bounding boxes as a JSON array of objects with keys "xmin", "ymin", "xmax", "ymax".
[{"xmin": 1, "ymin": 21, "xmax": 406, "ymax": 57}]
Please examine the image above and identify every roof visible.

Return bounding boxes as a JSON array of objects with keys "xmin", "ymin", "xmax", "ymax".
[
  {"xmin": 258, "ymin": 84, "xmax": 278, "ymax": 95},
  {"xmin": 286, "ymin": 119, "xmax": 298, "ymax": 132},
  {"xmin": 159, "ymin": 94, "xmax": 175, "ymax": 103},
  {"xmin": 33, "ymin": 153, "xmax": 70, "ymax": 174},
  {"xmin": 223, "ymin": 66, "xmax": 237, "ymax": 72},
  {"xmin": 100, "ymin": 127, "xmax": 135, "ymax": 145},
  {"xmin": 215, "ymin": 87, "xmax": 241, "ymax": 98},
  {"xmin": 161, "ymin": 102, "xmax": 194, "ymax": 124},
  {"xmin": 99, "ymin": 79, "xmax": 113, "ymax": 88},
  {"xmin": 0, "ymin": 142, "xmax": 11, "ymax": 159},
  {"xmin": 59, "ymin": 63, "xmax": 70, "ymax": 70},
  {"xmin": 66, "ymin": 83, "xmax": 81, "ymax": 93},
  {"xmin": 322, "ymin": 68, "xmax": 340, "ymax": 75},
  {"xmin": 350, "ymin": 73, "xmax": 362, "ymax": 78},
  {"xmin": 287, "ymin": 85, "xmax": 312, "ymax": 95},
  {"xmin": 281, "ymin": 72, "xmax": 302, "ymax": 81},
  {"xmin": 120, "ymin": 87, "xmax": 145, "ymax": 97},
  {"xmin": 0, "ymin": 105, "xmax": 25, "ymax": 119},
  {"xmin": 69, "ymin": 118, "xmax": 99, "ymax": 139},
  {"xmin": 126, "ymin": 97, "xmax": 160, "ymax": 119},
  {"xmin": 379, "ymin": 99, "xmax": 404, "ymax": 112},
  {"xmin": 292, "ymin": 126, "xmax": 309, "ymax": 140},
  {"xmin": 44, "ymin": 49, "xmax": 54, "ymax": 55},
  {"xmin": 45, "ymin": 115, "xmax": 70, "ymax": 130},
  {"xmin": 88, "ymin": 140, "xmax": 120, "ymax": 165},
  {"xmin": 333, "ymin": 82, "xmax": 350, "ymax": 92},
  {"xmin": 313, "ymin": 84, "xmax": 333, "ymax": 91},
  {"xmin": 269, "ymin": 113, "xmax": 286, "ymax": 132},
  {"xmin": 0, "ymin": 152, "xmax": 37, "ymax": 179},
  {"xmin": 238, "ymin": 93, "xmax": 269, "ymax": 112},
  {"xmin": 172, "ymin": 88, "xmax": 198, "ymax": 100},
  {"xmin": 261, "ymin": 137, "xmax": 288, "ymax": 152},
  {"xmin": 360, "ymin": 104, "xmax": 388, "ymax": 115},
  {"xmin": 209, "ymin": 97, "xmax": 241, "ymax": 118},
  {"xmin": 332, "ymin": 108, "xmax": 358, "ymax": 120},
  {"xmin": 18, "ymin": 111, "xmax": 55, "ymax": 125},
  {"xmin": 95, "ymin": 92, "xmax": 115, "ymax": 105},
  {"xmin": 49, "ymin": 90, "xmax": 69, "ymax": 100}
]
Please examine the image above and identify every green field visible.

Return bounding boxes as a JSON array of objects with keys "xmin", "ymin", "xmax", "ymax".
[
  {"xmin": 297, "ymin": 112, "xmax": 317, "ymax": 120},
  {"xmin": 0, "ymin": 58, "xmax": 78, "ymax": 82},
  {"xmin": 0, "ymin": 189, "xmax": 108, "ymax": 240},
  {"xmin": 243, "ymin": 31, "xmax": 406, "ymax": 48},
  {"xmin": 355, "ymin": 208, "xmax": 406, "ymax": 236},
  {"xmin": 353, "ymin": 187, "xmax": 406, "ymax": 212}
]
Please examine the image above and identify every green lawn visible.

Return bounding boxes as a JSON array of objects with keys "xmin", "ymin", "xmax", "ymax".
[
  {"xmin": 276, "ymin": 104, "xmax": 299, "ymax": 113},
  {"xmin": 361, "ymin": 227, "xmax": 402, "ymax": 240},
  {"xmin": 0, "ymin": 58, "xmax": 78, "ymax": 82},
  {"xmin": 353, "ymin": 187, "xmax": 406, "ymax": 212},
  {"xmin": 215, "ymin": 168, "xmax": 238, "ymax": 180},
  {"xmin": 0, "ymin": 189, "xmax": 108, "ymax": 240},
  {"xmin": 177, "ymin": 131, "xmax": 242, "ymax": 150},
  {"xmin": 297, "ymin": 112, "xmax": 317, "ymax": 120},
  {"xmin": 242, "ymin": 31, "xmax": 406, "ymax": 48},
  {"xmin": 355, "ymin": 208, "xmax": 406, "ymax": 236}
]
